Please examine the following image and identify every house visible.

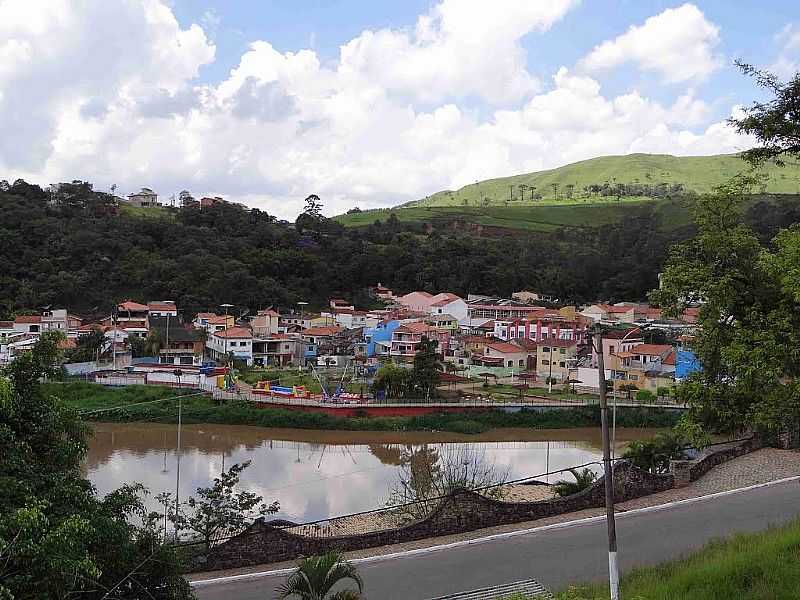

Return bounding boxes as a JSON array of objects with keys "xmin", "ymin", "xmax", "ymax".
[
  {"xmin": 592, "ymin": 327, "xmax": 643, "ymax": 369},
  {"xmin": 374, "ymin": 283, "xmax": 394, "ymax": 301},
  {"xmin": 147, "ymin": 301, "xmax": 178, "ymax": 318},
  {"xmin": 428, "ymin": 293, "xmax": 468, "ymax": 322},
  {"xmin": 476, "ymin": 341, "xmax": 531, "ymax": 370},
  {"xmin": 611, "ymin": 344, "xmax": 676, "ymax": 391},
  {"xmin": 13, "ymin": 315, "xmax": 42, "ymax": 334},
  {"xmin": 252, "ymin": 334, "xmax": 301, "ymax": 367},
  {"xmin": 0, "ymin": 321, "xmax": 14, "ymax": 341},
  {"xmin": 207, "ymin": 327, "xmax": 253, "ymax": 365},
  {"xmin": 492, "ymin": 309, "xmax": 589, "ymax": 345},
  {"xmin": 127, "ymin": 188, "xmax": 159, "ymax": 207},
  {"xmin": 396, "ymin": 291, "xmax": 434, "ymax": 312},
  {"xmin": 329, "ymin": 298, "xmax": 355, "ymax": 311},
  {"xmin": 301, "ymin": 326, "xmax": 343, "ymax": 363},
  {"xmin": 148, "ymin": 317, "xmax": 205, "ymax": 366},
  {"xmin": 251, "ymin": 309, "xmax": 280, "ymax": 337},
  {"xmin": 40, "ymin": 309, "xmax": 75, "ymax": 335},
  {"xmin": 581, "ymin": 304, "xmax": 637, "ymax": 324},
  {"xmin": 512, "ymin": 290, "xmax": 557, "ymax": 304},
  {"xmin": 389, "ymin": 322, "xmax": 450, "ymax": 362},
  {"xmin": 193, "ymin": 313, "xmax": 234, "ymax": 333},
  {"xmin": 279, "ymin": 313, "xmax": 314, "ymax": 331},
  {"xmin": 321, "ymin": 308, "xmax": 368, "ymax": 330},
  {"xmin": 117, "ymin": 300, "xmax": 149, "ymax": 322},
  {"xmin": 425, "ymin": 314, "xmax": 459, "ymax": 331},
  {"xmin": 364, "ymin": 320, "xmax": 400, "ymax": 358},
  {"xmin": 200, "ymin": 196, "xmax": 225, "ymax": 208},
  {"xmin": 536, "ymin": 339, "xmax": 578, "ymax": 383},
  {"xmin": 465, "ymin": 297, "xmax": 544, "ymax": 326}
]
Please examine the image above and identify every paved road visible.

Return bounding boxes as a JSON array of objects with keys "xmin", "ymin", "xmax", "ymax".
[{"xmin": 193, "ymin": 479, "xmax": 800, "ymax": 600}]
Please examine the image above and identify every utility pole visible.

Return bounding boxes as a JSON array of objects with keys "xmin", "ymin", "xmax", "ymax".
[
  {"xmin": 174, "ymin": 396, "xmax": 182, "ymax": 542},
  {"xmin": 594, "ymin": 329, "xmax": 620, "ymax": 600}
]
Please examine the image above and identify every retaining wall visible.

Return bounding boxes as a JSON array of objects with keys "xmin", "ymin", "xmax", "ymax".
[{"xmin": 188, "ymin": 462, "xmax": 672, "ymax": 572}]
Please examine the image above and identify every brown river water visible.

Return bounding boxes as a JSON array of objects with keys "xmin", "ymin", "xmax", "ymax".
[{"xmin": 86, "ymin": 423, "xmax": 662, "ymax": 523}]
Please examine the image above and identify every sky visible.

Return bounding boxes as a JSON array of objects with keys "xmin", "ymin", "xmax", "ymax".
[{"xmin": 1, "ymin": 1, "xmax": 799, "ymax": 219}]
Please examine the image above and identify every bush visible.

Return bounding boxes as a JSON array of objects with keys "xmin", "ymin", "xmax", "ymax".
[
  {"xmin": 623, "ymin": 431, "xmax": 686, "ymax": 473},
  {"xmin": 635, "ymin": 389, "xmax": 656, "ymax": 403},
  {"xmin": 553, "ymin": 468, "xmax": 598, "ymax": 497}
]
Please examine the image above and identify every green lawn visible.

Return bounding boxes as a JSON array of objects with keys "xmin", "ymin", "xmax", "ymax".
[
  {"xmin": 119, "ymin": 203, "xmax": 175, "ymax": 220},
  {"xmin": 554, "ymin": 520, "xmax": 800, "ymax": 600}
]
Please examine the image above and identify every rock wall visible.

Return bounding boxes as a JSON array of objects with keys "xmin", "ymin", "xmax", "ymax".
[
  {"xmin": 188, "ymin": 462, "xmax": 672, "ymax": 572},
  {"xmin": 688, "ymin": 437, "xmax": 761, "ymax": 482}
]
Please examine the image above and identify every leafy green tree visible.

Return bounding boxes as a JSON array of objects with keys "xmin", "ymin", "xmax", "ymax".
[
  {"xmin": 729, "ymin": 62, "xmax": 800, "ymax": 166},
  {"xmin": 371, "ymin": 362, "xmax": 411, "ymax": 399},
  {"xmin": 144, "ymin": 330, "xmax": 164, "ymax": 357},
  {"xmin": 69, "ymin": 327, "xmax": 106, "ymax": 362},
  {"xmin": 128, "ymin": 334, "xmax": 147, "ymax": 358},
  {"xmin": 277, "ymin": 551, "xmax": 364, "ymax": 600},
  {"xmin": 618, "ymin": 383, "xmax": 638, "ymax": 401},
  {"xmin": 553, "ymin": 468, "xmax": 597, "ymax": 497},
  {"xmin": 656, "ymin": 386, "xmax": 671, "ymax": 400},
  {"xmin": 636, "ymin": 389, "xmax": 656, "ymax": 403},
  {"xmin": 411, "ymin": 336, "xmax": 441, "ymax": 399},
  {"xmin": 0, "ymin": 334, "xmax": 192, "ymax": 599},
  {"xmin": 158, "ymin": 461, "xmax": 278, "ymax": 550}
]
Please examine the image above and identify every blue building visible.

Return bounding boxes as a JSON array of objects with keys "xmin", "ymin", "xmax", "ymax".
[
  {"xmin": 676, "ymin": 348, "xmax": 702, "ymax": 379},
  {"xmin": 364, "ymin": 320, "xmax": 400, "ymax": 357}
]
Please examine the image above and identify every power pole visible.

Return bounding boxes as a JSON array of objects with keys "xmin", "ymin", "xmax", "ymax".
[{"xmin": 594, "ymin": 329, "xmax": 620, "ymax": 599}]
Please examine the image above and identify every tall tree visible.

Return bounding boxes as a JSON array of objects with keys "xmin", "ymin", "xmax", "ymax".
[{"xmin": 411, "ymin": 336, "xmax": 441, "ymax": 398}]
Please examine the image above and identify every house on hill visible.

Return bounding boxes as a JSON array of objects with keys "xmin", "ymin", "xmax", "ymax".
[{"xmin": 126, "ymin": 188, "xmax": 159, "ymax": 207}]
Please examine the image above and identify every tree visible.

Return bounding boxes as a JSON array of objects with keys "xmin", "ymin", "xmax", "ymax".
[
  {"xmin": 729, "ymin": 62, "xmax": 800, "ymax": 166},
  {"xmin": 371, "ymin": 362, "xmax": 412, "ymax": 399},
  {"xmin": 0, "ymin": 334, "xmax": 192, "ymax": 599},
  {"xmin": 69, "ymin": 327, "xmax": 106, "ymax": 362},
  {"xmin": 296, "ymin": 194, "xmax": 326, "ymax": 235},
  {"xmin": 553, "ymin": 468, "xmax": 597, "ymax": 497},
  {"xmin": 618, "ymin": 383, "xmax": 638, "ymax": 401},
  {"xmin": 386, "ymin": 446, "xmax": 508, "ymax": 522},
  {"xmin": 159, "ymin": 461, "xmax": 278, "ymax": 549},
  {"xmin": 144, "ymin": 330, "xmax": 164, "ymax": 356},
  {"xmin": 128, "ymin": 334, "xmax": 147, "ymax": 358},
  {"xmin": 636, "ymin": 389, "xmax": 656, "ymax": 403},
  {"xmin": 277, "ymin": 551, "xmax": 364, "ymax": 600},
  {"xmin": 411, "ymin": 336, "xmax": 441, "ymax": 398},
  {"xmin": 623, "ymin": 432, "xmax": 687, "ymax": 474}
]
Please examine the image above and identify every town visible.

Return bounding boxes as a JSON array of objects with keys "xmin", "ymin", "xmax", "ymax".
[{"xmin": 0, "ymin": 288, "xmax": 701, "ymax": 404}]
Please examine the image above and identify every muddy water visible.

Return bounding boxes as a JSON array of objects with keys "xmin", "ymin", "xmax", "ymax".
[{"xmin": 86, "ymin": 423, "xmax": 662, "ymax": 523}]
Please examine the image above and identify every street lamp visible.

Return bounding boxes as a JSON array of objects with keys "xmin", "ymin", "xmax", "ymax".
[{"xmin": 297, "ymin": 301, "xmax": 308, "ymax": 328}]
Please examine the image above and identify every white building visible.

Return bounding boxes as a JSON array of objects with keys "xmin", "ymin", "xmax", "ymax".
[
  {"xmin": 206, "ymin": 327, "xmax": 253, "ymax": 365},
  {"xmin": 127, "ymin": 188, "xmax": 159, "ymax": 207}
]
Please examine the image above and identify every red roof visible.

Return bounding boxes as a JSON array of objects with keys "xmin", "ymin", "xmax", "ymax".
[
  {"xmin": 14, "ymin": 315, "xmax": 41, "ymax": 324},
  {"xmin": 486, "ymin": 342, "xmax": 525, "ymax": 354},
  {"xmin": 395, "ymin": 322, "xmax": 433, "ymax": 334},
  {"xmin": 213, "ymin": 326, "xmax": 252, "ymax": 339},
  {"xmin": 602, "ymin": 327, "xmax": 641, "ymax": 340},
  {"xmin": 476, "ymin": 320, "xmax": 495, "ymax": 330},
  {"xmin": 540, "ymin": 338, "xmax": 577, "ymax": 348},
  {"xmin": 0, "ymin": 321, "xmax": 13, "ymax": 328},
  {"xmin": 512, "ymin": 338, "xmax": 538, "ymax": 351},
  {"xmin": 630, "ymin": 344, "xmax": 673, "ymax": 356},
  {"xmin": 118, "ymin": 300, "xmax": 148, "ymax": 311},
  {"xmin": 258, "ymin": 309, "xmax": 280, "ymax": 317},
  {"xmin": 663, "ymin": 350, "xmax": 676, "ymax": 366},
  {"xmin": 147, "ymin": 302, "xmax": 177, "ymax": 311},
  {"xmin": 303, "ymin": 326, "xmax": 342, "ymax": 336}
]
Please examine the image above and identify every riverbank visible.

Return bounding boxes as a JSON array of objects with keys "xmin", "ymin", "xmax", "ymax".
[
  {"xmin": 556, "ymin": 517, "xmax": 800, "ymax": 599},
  {"xmin": 51, "ymin": 382, "xmax": 681, "ymax": 434}
]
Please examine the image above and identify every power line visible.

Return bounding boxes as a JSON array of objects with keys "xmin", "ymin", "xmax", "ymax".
[{"xmin": 78, "ymin": 391, "xmax": 206, "ymax": 415}]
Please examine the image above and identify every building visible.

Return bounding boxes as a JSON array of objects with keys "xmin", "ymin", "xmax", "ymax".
[
  {"xmin": 396, "ymin": 291, "xmax": 434, "ymax": 312},
  {"xmin": 536, "ymin": 339, "xmax": 578, "ymax": 383},
  {"xmin": 389, "ymin": 322, "xmax": 450, "ymax": 362},
  {"xmin": 127, "ymin": 188, "xmax": 159, "ymax": 207},
  {"xmin": 13, "ymin": 315, "xmax": 42, "ymax": 334},
  {"xmin": 279, "ymin": 312, "xmax": 315, "ymax": 332},
  {"xmin": 610, "ymin": 343, "xmax": 676, "ymax": 391},
  {"xmin": 364, "ymin": 320, "xmax": 400, "ymax": 358},
  {"xmin": 207, "ymin": 327, "xmax": 253, "ymax": 365},
  {"xmin": 147, "ymin": 301, "xmax": 178, "ymax": 318},
  {"xmin": 252, "ymin": 334, "xmax": 302, "ymax": 367},
  {"xmin": 676, "ymin": 348, "xmax": 701, "ymax": 380},
  {"xmin": 252, "ymin": 309, "xmax": 280, "ymax": 337},
  {"xmin": 425, "ymin": 314, "xmax": 459, "ymax": 331},
  {"xmin": 329, "ymin": 298, "xmax": 355, "ymax": 311},
  {"xmin": 477, "ymin": 341, "xmax": 532, "ymax": 370},
  {"xmin": 374, "ymin": 283, "xmax": 394, "ymax": 301},
  {"xmin": 492, "ymin": 308, "xmax": 589, "ymax": 345},
  {"xmin": 428, "ymin": 293, "xmax": 468, "ymax": 322},
  {"xmin": 148, "ymin": 317, "xmax": 205, "ymax": 366},
  {"xmin": 301, "ymin": 326, "xmax": 343, "ymax": 363},
  {"xmin": 512, "ymin": 290, "xmax": 557, "ymax": 304},
  {"xmin": 200, "ymin": 196, "xmax": 225, "ymax": 208},
  {"xmin": 592, "ymin": 327, "xmax": 643, "ymax": 369},
  {"xmin": 465, "ymin": 297, "xmax": 545, "ymax": 326},
  {"xmin": 193, "ymin": 313, "xmax": 234, "ymax": 333}
]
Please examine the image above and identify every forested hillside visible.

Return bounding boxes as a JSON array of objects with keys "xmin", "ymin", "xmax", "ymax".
[{"xmin": 2, "ymin": 179, "xmax": 799, "ymax": 319}]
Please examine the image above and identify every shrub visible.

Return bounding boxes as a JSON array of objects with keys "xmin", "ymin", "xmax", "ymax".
[
  {"xmin": 636, "ymin": 389, "xmax": 656, "ymax": 403},
  {"xmin": 623, "ymin": 431, "xmax": 687, "ymax": 473},
  {"xmin": 553, "ymin": 468, "xmax": 598, "ymax": 497}
]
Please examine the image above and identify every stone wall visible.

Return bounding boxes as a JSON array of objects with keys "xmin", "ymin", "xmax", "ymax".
[
  {"xmin": 188, "ymin": 462, "xmax": 672, "ymax": 572},
  {"xmin": 688, "ymin": 437, "xmax": 760, "ymax": 482}
]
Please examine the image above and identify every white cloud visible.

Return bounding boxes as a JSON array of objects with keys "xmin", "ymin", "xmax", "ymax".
[
  {"xmin": 580, "ymin": 3, "xmax": 721, "ymax": 83},
  {"xmin": 771, "ymin": 23, "xmax": 800, "ymax": 79},
  {"xmin": 0, "ymin": 0, "xmax": 754, "ymax": 220}
]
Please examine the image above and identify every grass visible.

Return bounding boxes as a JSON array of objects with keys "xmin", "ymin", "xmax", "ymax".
[
  {"xmin": 119, "ymin": 203, "xmax": 176, "ymax": 220},
  {"xmin": 47, "ymin": 382, "xmax": 681, "ymax": 433},
  {"xmin": 409, "ymin": 153, "xmax": 800, "ymax": 208},
  {"xmin": 554, "ymin": 520, "xmax": 800, "ymax": 599}
]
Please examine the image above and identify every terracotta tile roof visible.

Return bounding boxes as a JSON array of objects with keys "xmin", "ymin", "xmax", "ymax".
[
  {"xmin": 0, "ymin": 321, "xmax": 14, "ymax": 328},
  {"xmin": 14, "ymin": 315, "xmax": 42, "ymax": 324},
  {"xmin": 663, "ymin": 350, "xmax": 676, "ymax": 366},
  {"xmin": 486, "ymin": 342, "xmax": 524, "ymax": 354},
  {"xmin": 147, "ymin": 302, "xmax": 177, "ymax": 311},
  {"xmin": 512, "ymin": 338, "xmax": 538, "ymax": 351},
  {"xmin": 195, "ymin": 312, "xmax": 217, "ymax": 320},
  {"xmin": 396, "ymin": 322, "xmax": 433, "ymax": 334},
  {"xmin": 58, "ymin": 339, "xmax": 77, "ymax": 349},
  {"xmin": 630, "ymin": 344, "xmax": 673, "ymax": 356},
  {"xmin": 476, "ymin": 320, "xmax": 495, "ymax": 329},
  {"xmin": 213, "ymin": 326, "xmax": 252, "ymax": 339},
  {"xmin": 118, "ymin": 300, "xmax": 148, "ymax": 311},
  {"xmin": 602, "ymin": 327, "xmax": 642, "ymax": 339},
  {"xmin": 302, "ymin": 326, "xmax": 342, "ymax": 336}
]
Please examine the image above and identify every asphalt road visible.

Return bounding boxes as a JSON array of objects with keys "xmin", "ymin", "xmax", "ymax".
[{"xmin": 193, "ymin": 479, "xmax": 800, "ymax": 600}]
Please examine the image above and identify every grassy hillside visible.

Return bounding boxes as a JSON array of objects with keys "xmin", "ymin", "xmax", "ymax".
[
  {"xmin": 411, "ymin": 153, "xmax": 800, "ymax": 208},
  {"xmin": 336, "ymin": 197, "xmax": 694, "ymax": 231}
]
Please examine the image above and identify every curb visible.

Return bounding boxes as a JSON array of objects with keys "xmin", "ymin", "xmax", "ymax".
[{"xmin": 190, "ymin": 474, "xmax": 800, "ymax": 588}]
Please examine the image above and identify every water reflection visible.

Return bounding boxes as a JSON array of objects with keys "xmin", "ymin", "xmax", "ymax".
[{"xmin": 86, "ymin": 423, "xmax": 661, "ymax": 523}]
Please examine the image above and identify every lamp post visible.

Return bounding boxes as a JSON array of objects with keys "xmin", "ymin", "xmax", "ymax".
[{"xmin": 591, "ymin": 327, "xmax": 620, "ymax": 600}]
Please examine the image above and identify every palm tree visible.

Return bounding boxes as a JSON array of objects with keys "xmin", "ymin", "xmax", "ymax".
[
  {"xmin": 553, "ymin": 468, "xmax": 597, "ymax": 497},
  {"xmin": 277, "ymin": 551, "xmax": 364, "ymax": 599}
]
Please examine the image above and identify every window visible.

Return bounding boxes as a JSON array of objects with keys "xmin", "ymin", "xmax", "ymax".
[
  {"xmin": 560, "ymin": 348, "xmax": 566, "ymax": 354},
  {"xmin": 542, "ymin": 359, "xmax": 550, "ymax": 365},
  {"xmin": 559, "ymin": 361, "xmax": 565, "ymax": 368},
  {"xmin": 30, "ymin": 325, "xmax": 39, "ymax": 333},
  {"xmin": 629, "ymin": 374, "xmax": 639, "ymax": 381},
  {"xmin": 179, "ymin": 356, "xmax": 193, "ymax": 365},
  {"xmin": 518, "ymin": 360, "xmax": 524, "ymax": 367},
  {"xmin": 542, "ymin": 346, "xmax": 550, "ymax": 353}
]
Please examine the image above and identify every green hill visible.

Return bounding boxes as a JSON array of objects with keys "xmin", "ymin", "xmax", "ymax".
[{"xmin": 409, "ymin": 153, "xmax": 800, "ymax": 207}]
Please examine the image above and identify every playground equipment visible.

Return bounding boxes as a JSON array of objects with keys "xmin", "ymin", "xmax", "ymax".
[{"xmin": 251, "ymin": 380, "xmax": 312, "ymax": 399}]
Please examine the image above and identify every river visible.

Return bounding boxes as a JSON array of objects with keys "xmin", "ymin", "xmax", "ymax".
[{"xmin": 86, "ymin": 423, "xmax": 662, "ymax": 523}]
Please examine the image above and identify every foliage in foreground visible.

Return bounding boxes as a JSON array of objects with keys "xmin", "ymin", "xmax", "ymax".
[
  {"xmin": 553, "ymin": 468, "xmax": 598, "ymax": 497},
  {"xmin": 555, "ymin": 519, "xmax": 800, "ymax": 599},
  {"xmin": 0, "ymin": 334, "xmax": 193, "ymax": 599},
  {"xmin": 622, "ymin": 432, "xmax": 687, "ymax": 474},
  {"xmin": 277, "ymin": 550, "xmax": 364, "ymax": 599}
]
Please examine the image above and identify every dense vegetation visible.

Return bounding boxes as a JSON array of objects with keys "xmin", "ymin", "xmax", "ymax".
[
  {"xmin": 51, "ymin": 382, "xmax": 681, "ymax": 433},
  {"xmin": 0, "ymin": 335, "xmax": 192, "ymax": 599},
  {"xmin": 4, "ymin": 178, "xmax": 800, "ymax": 319},
  {"xmin": 556, "ymin": 520, "xmax": 800, "ymax": 600}
]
